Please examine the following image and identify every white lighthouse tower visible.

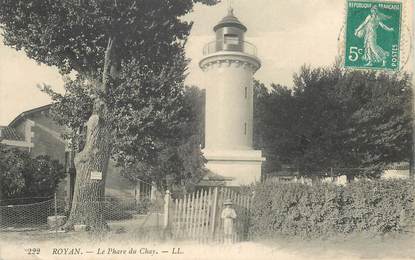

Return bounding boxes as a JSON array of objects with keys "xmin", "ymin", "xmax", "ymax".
[{"xmin": 199, "ymin": 7, "xmax": 264, "ymax": 186}]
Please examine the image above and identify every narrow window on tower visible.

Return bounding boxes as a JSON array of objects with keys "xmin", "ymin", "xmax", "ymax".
[
  {"xmin": 244, "ymin": 86, "xmax": 247, "ymax": 99},
  {"xmin": 244, "ymin": 122, "xmax": 247, "ymax": 135}
]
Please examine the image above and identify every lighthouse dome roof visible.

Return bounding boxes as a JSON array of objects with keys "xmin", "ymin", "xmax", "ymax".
[{"xmin": 213, "ymin": 7, "xmax": 247, "ymax": 32}]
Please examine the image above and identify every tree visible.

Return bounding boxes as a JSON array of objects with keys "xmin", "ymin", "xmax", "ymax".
[
  {"xmin": 24, "ymin": 155, "xmax": 66, "ymax": 198},
  {"xmin": 0, "ymin": 144, "xmax": 65, "ymax": 201},
  {"xmin": 334, "ymin": 69, "xmax": 412, "ymax": 176},
  {"xmin": 255, "ymin": 64, "xmax": 412, "ymax": 178},
  {"xmin": 119, "ymin": 86, "xmax": 206, "ymax": 195},
  {"xmin": 0, "ymin": 0, "xmax": 218, "ymax": 230},
  {"xmin": 43, "ymin": 74, "xmax": 207, "ymax": 199},
  {"xmin": 0, "ymin": 145, "xmax": 27, "ymax": 200},
  {"xmin": 253, "ymin": 80, "xmax": 297, "ymax": 174}
]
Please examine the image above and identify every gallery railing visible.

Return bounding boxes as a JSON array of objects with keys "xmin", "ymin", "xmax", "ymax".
[{"xmin": 203, "ymin": 40, "xmax": 257, "ymax": 56}]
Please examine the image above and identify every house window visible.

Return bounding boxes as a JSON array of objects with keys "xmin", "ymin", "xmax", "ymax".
[
  {"xmin": 244, "ymin": 86, "xmax": 247, "ymax": 99},
  {"xmin": 224, "ymin": 34, "xmax": 239, "ymax": 45},
  {"xmin": 244, "ymin": 122, "xmax": 247, "ymax": 135}
]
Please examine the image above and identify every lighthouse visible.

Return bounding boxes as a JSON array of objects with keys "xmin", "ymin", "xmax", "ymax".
[{"xmin": 199, "ymin": 7, "xmax": 265, "ymax": 186}]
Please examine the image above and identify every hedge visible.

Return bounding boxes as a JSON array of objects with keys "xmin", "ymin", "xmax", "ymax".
[{"xmin": 249, "ymin": 179, "xmax": 415, "ymax": 239}]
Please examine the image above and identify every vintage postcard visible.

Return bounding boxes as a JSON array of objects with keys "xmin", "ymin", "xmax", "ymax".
[{"xmin": 0, "ymin": 0, "xmax": 414, "ymax": 259}]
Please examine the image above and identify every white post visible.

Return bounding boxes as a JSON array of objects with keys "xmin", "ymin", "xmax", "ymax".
[
  {"xmin": 150, "ymin": 181, "xmax": 157, "ymax": 202},
  {"xmin": 135, "ymin": 181, "xmax": 141, "ymax": 205},
  {"xmin": 163, "ymin": 190, "xmax": 171, "ymax": 229},
  {"xmin": 210, "ymin": 187, "xmax": 218, "ymax": 237}
]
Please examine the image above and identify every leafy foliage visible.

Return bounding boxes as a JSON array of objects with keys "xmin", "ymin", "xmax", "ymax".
[
  {"xmin": 0, "ymin": 144, "xmax": 27, "ymax": 199},
  {"xmin": 0, "ymin": 144, "xmax": 65, "ymax": 200},
  {"xmin": 0, "ymin": 0, "xmax": 217, "ymax": 192},
  {"xmin": 115, "ymin": 83, "xmax": 206, "ymax": 191},
  {"xmin": 250, "ymin": 179, "xmax": 415, "ymax": 239},
  {"xmin": 254, "ymin": 65, "xmax": 412, "ymax": 177},
  {"xmin": 0, "ymin": 0, "xmax": 219, "ymax": 228},
  {"xmin": 0, "ymin": 0, "xmax": 218, "ymax": 76},
  {"xmin": 43, "ymin": 79, "xmax": 206, "ymax": 191}
]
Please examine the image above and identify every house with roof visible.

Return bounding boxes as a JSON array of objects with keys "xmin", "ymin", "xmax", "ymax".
[
  {"xmin": 0, "ymin": 104, "xmax": 69, "ymax": 201},
  {"xmin": 1, "ymin": 104, "xmax": 66, "ymax": 159},
  {"xmin": 0, "ymin": 104, "xmax": 146, "ymax": 209}
]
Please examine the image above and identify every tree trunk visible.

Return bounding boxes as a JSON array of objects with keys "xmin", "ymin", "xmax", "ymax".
[
  {"xmin": 64, "ymin": 37, "xmax": 117, "ymax": 231},
  {"xmin": 63, "ymin": 110, "xmax": 111, "ymax": 231}
]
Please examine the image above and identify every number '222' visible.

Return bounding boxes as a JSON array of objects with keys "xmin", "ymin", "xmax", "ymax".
[{"xmin": 25, "ymin": 248, "xmax": 40, "ymax": 255}]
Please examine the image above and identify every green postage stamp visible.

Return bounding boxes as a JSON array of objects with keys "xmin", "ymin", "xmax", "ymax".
[{"xmin": 345, "ymin": 0, "xmax": 401, "ymax": 70}]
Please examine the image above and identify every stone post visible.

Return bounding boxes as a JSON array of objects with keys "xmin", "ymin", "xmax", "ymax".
[
  {"xmin": 163, "ymin": 190, "xmax": 172, "ymax": 239},
  {"xmin": 150, "ymin": 181, "xmax": 157, "ymax": 202},
  {"xmin": 163, "ymin": 190, "xmax": 171, "ymax": 229},
  {"xmin": 134, "ymin": 181, "xmax": 141, "ymax": 205}
]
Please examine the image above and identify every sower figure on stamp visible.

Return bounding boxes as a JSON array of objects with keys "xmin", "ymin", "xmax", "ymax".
[
  {"xmin": 221, "ymin": 199, "xmax": 237, "ymax": 244},
  {"xmin": 354, "ymin": 5, "xmax": 394, "ymax": 67}
]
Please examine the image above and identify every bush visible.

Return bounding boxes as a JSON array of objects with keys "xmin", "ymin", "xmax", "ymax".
[
  {"xmin": 0, "ymin": 145, "xmax": 28, "ymax": 199},
  {"xmin": 250, "ymin": 179, "xmax": 415, "ymax": 239},
  {"xmin": 0, "ymin": 145, "xmax": 65, "ymax": 201}
]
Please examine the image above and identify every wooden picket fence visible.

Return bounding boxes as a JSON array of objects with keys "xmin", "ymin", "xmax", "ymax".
[{"xmin": 164, "ymin": 187, "xmax": 252, "ymax": 243}]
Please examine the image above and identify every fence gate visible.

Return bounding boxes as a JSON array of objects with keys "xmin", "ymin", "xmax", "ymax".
[{"xmin": 167, "ymin": 187, "xmax": 251, "ymax": 243}]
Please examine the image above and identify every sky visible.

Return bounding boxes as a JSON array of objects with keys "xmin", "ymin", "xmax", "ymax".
[{"xmin": 0, "ymin": 0, "xmax": 411, "ymax": 125}]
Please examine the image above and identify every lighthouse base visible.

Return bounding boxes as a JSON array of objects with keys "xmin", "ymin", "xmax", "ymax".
[{"xmin": 203, "ymin": 149, "xmax": 265, "ymax": 186}]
